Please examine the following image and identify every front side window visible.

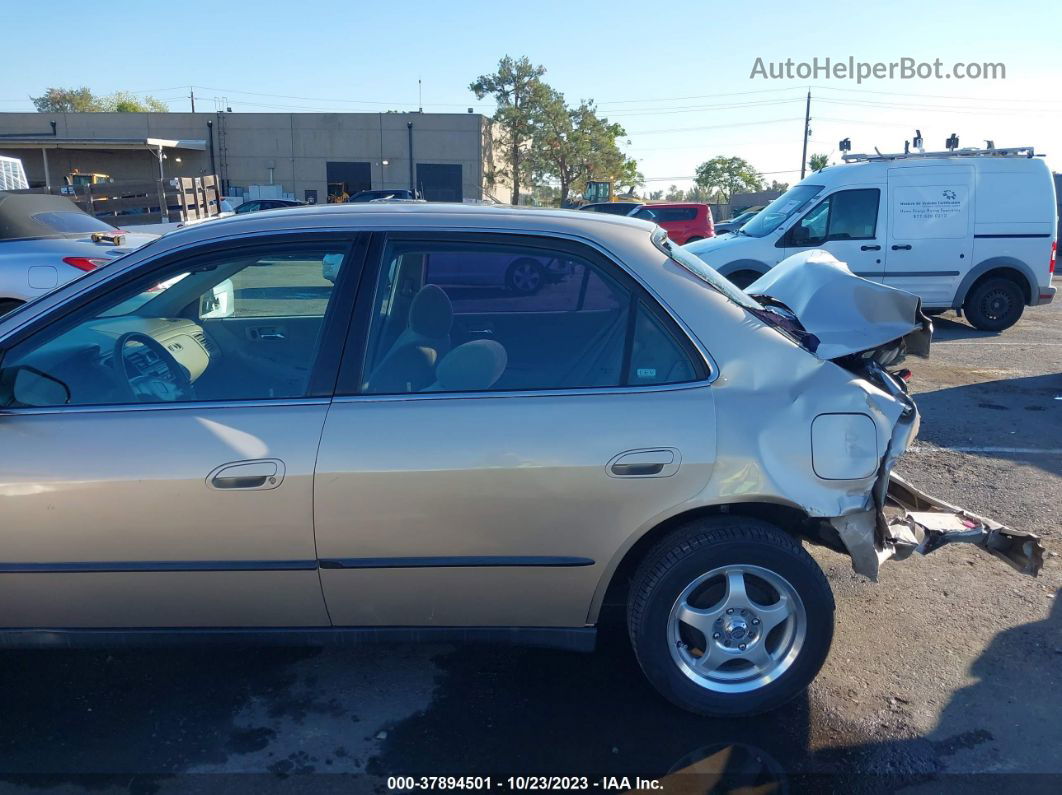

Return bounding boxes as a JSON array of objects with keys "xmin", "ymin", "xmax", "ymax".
[
  {"xmin": 787, "ymin": 189, "xmax": 880, "ymax": 247},
  {"xmin": 0, "ymin": 243, "xmax": 348, "ymax": 408},
  {"xmin": 358, "ymin": 236, "xmax": 704, "ymax": 394}
]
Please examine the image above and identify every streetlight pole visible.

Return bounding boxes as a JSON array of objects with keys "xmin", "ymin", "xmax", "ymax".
[{"xmin": 800, "ymin": 90, "xmax": 811, "ymax": 179}]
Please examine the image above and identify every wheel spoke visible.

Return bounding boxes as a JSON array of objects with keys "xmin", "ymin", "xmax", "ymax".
[
  {"xmin": 741, "ymin": 641, "xmax": 773, "ymax": 673},
  {"xmin": 755, "ymin": 597, "xmax": 792, "ymax": 635},
  {"xmin": 724, "ymin": 570, "xmax": 750, "ymax": 610},
  {"xmin": 676, "ymin": 601, "xmax": 725, "ymax": 635}
]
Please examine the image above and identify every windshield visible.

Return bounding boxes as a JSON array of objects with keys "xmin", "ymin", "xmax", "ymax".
[
  {"xmin": 653, "ymin": 230, "xmax": 761, "ymax": 311},
  {"xmin": 740, "ymin": 184, "xmax": 823, "ymax": 238}
]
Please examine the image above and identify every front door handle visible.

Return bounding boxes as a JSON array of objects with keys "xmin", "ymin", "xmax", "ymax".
[
  {"xmin": 207, "ymin": 459, "xmax": 285, "ymax": 490},
  {"xmin": 891, "ymin": 244, "xmax": 913, "ymax": 251},
  {"xmin": 860, "ymin": 244, "xmax": 881, "ymax": 251},
  {"xmin": 607, "ymin": 448, "xmax": 681, "ymax": 478}
]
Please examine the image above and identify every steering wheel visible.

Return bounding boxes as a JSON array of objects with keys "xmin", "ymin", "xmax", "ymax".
[{"xmin": 114, "ymin": 331, "xmax": 195, "ymax": 403}]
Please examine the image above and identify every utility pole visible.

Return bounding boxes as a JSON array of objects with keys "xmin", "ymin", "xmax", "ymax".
[
  {"xmin": 190, "ymin": 88, "xmax": 196, "ymax": 113},
  {"xmin": 800, "ymin": 89, "xmax": 811, "ymax": 179}
]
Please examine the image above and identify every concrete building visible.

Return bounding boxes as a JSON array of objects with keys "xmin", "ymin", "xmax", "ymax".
[{"xmin": 0, "ymin": 111, "xmax": 508, "ymax": 204}]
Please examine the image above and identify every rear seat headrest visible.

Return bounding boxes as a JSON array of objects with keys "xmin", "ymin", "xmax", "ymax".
[{"xmin": 409, "ymin": 284, "xmax": 453, "ymax": 338}]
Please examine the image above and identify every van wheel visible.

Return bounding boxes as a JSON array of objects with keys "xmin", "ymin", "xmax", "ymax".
[
  {"xmin": 505, "ymin": 258, "xmax": 545, "ymax": 295},
  {"xmin": 727, "ymin": 271, "xmax": 761, "ymax": 290},
  {"xmin": 0, "ymin": 299, "xmax": 23, "ymax": 317},
  {"xmin": 628, "ymin": 517, "xmax": 834, "ymax": 716},
  {"xmin": 964, "ymin": 277, "xmax": 1025, "ymax": 331}
]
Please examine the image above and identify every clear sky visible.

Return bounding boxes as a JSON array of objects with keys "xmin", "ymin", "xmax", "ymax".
[{"xmin": 3, "ymin": 0, "xmax": 1060, "ymax": 190}]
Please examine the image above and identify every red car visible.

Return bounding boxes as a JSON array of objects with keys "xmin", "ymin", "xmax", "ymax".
[{"xmin": 633, "ymin": 203, "xmax": 714, "ymax": 244}]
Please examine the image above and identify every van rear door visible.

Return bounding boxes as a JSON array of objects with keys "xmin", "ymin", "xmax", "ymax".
[{"xmin": 884, "ymin": 167, "xmax": 973, "ymax": 305}]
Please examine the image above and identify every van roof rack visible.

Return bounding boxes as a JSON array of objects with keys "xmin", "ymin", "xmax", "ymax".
[{"xmin": 841, "ymin": 145, "xmax": 1037, "ymax": 163}]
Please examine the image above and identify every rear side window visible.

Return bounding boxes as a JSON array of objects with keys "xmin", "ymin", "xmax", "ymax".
[
  {"xmin": 357, "ymin": 236, "xmax": 706, "ymax": 394},
  {"xmin": 30, "ymin": 211, "xmax": 113, "ymax": 234}
]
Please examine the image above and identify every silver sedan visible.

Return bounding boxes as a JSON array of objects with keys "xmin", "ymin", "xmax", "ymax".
[{"xmin": 0, "ymin": 203, "xmax": 1042, "ymax": 716}]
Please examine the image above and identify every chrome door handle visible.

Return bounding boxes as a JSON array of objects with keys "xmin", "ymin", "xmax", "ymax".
[
  {"xmin": 258, "ymin": 332, "xmax": 286, "ymax": 341},
  {"xmin": 207, "ymin": 459, "xmax": 285, "ymax": 490},
  {"xmin": 467, "ymin": 328, "xmax": 494, "ymax": 336}
]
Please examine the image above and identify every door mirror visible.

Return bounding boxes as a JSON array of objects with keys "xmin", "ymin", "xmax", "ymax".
[
  {"xmin": 199, "ymin": 279, "xmax": 234, "ymax": 319},
  {"xmin": 3, "ymin": 366, "xmax": 71, "ymax": 407}
]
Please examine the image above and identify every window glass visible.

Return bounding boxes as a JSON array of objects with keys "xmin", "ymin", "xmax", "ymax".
[
  {"xmin": 0, "ymin": 245, "xmax": 347, "ymax": 407},
  {"xmin": 359, "ymin": 238, "xmax": 703, "ymax": 394},
  {"xmin": 638, "ymin": 207, "xmax": 697, "ymax": 223},
  {"xmin": 826, "ymin": 189, "xmax": 879, "ymax": 240},
  {"xmin": 30, "ymin": 211, "xmax": 114, "ymax": 234},
  {"xmin": 741, "ymin": 184, "xmax": 824, "ymax": 237},
  {"xmin": 628, "ymin": 301, "xmax": 698, "ymax": 385},
  {"xmin": 788, "ymin": 189, "xmax": 880, "ymax": 246}
]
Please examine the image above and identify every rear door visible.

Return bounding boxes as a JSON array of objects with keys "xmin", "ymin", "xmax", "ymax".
[
  {"xmin": 313, "ymin": 232, "xmax": 717, "ymax": 628},
  {"xmin": 885, "ymin": 166, "xmax": 973, "ymax": 304}
]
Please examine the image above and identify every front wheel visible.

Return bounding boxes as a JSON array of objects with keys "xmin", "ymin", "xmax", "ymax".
[
  {"xmin": 627, "ymin": 518, "xmax": 834, "ymax": 716},
  {"xmin": 964, "ymin": 277, "xmax": 1025, "ymax": 331},
  {"xmin": 0, "ymin": 299, "xmax": 23, "ymax": 317}
]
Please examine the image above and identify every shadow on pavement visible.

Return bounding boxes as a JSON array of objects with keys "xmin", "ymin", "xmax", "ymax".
[
  {"xmin": 931, "ymin": 316, "xmax": 1000, "ymax": 342},
  {"xmin": 0, "ymin": 597, "xmax": 1058, "ymax": 793},
  {"xmin": 912, "ymin": 372, "xmax": 1062, "ymax": 471}
]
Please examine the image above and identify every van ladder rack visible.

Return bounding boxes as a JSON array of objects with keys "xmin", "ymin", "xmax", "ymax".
[{"xmin": 841, "ymin": 146, "xmax": 1037, "ymax": 163}]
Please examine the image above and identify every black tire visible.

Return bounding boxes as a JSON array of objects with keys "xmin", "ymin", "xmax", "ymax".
[
  {"xmin": 627, "ymin": 517, "xmax": 834, "ymax": 717},
  {"xmin": 0, "ymin": 299, "xmax": 23, "ymax": 317},
  {"xmin": 727, "ymin": 270, "xmax": 761, "ymax": 290},
  {"xmin": 504, "ymin": 258, "xmax": 546, "ymax": 296},
  {"xmin": 963, "ymin": 276, "xmax": 1025, "ymax": 332}
]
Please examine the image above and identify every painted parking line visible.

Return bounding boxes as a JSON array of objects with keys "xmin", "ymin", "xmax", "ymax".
[
  {"xmin": 933, "ymin": 341, "xmax": 1062, "ymax": 346},
  {"xmin": 909, "ymin": 445, "xmax": 1062, "ymax": 455}
]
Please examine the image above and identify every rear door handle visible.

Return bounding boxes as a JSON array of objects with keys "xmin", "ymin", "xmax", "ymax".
[
  {"xmin": 207, "ymin": 459, "xmax": 285, "ymax": 490},
  {"xmin": 891, "ymin": 244, "xmax": 912, "ymax": 251},
  {"xmin": 607, "ymin": 448, "xmax": 680, "ymax": 478},
  {"xmin": 860, "ymin": 244, "xmax": 881, "ymax": 251}
]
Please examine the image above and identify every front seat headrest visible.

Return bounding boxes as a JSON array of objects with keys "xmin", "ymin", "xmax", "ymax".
[
  {"xmin": 409, "ymin": 284, "xmax": 453, "ymax": 338},
  {"xmin": 429, "ymin": 340, "xmax": 507, "ymax": 392}
]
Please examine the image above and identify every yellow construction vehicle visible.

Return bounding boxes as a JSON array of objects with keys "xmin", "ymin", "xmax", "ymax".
[
  {"xmin": 65, "ymin": 171, "xmax": 113, "ymax": 188},
  {"xmin": 582, "ymin": 180, "xmax": 641, "ymax": 205}
]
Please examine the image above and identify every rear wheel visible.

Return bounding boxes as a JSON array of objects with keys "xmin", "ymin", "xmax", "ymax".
[
  {"xmin": 627, "ymin": 517, "xmax": 834, "ymax": 716},
  {"xmin": 964, "ymin": 276, "xmax": 1025, "ymax": 331},
  {"xmin": 505, "ymin": 258, "xmax": 545, "ymax": 295},
  {"xmin": 0, "ymin": 299, "xmax": 23, "ymax": 317}
]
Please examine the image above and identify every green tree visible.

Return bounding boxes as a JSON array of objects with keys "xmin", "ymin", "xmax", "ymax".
[
  {"xmin": 767, "ymin": 179, "xmax": 790, "ymax": 192},
  {"xmin": 693, "ymin": 156, "xmax": 764, "ymax": 203},
  {"xmin": 470, "ymin": 56, "xmax": 551, "ymax": 206},
  {"xmin": 648, "ymin": 190, "xmax": 664, "ymax": 201},
  {"xmin": 531, "ymin": 91, "xmax": 636, "ymax": 206},
  {"xmin": 31, "ymin": 87, "xmax": 99, "ymax": 112},
  {"xmin": 100, "ymin": 91, "xmax": 170, "ymax": 112},
  {"xmin": 808, "ymin": 153, "xmax": 830, "ymax": 171},
  {"xmin": 31, "ymin": 87, "xmax": 169, "ymax": 112}
]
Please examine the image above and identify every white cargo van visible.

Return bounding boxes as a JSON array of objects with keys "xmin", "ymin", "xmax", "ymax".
[{"xmin": 686, "ymin": 146, "xmax": 1057, "ymax": 330}]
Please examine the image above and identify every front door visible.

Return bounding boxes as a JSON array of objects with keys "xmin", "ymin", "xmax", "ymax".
[
  {"xmin": 0, "ymin": 237, "xmax": 360, "ymax": 628},
  {"xmin": 884, "ymin": 167, "xmax": 973, "ymax": 305},
  {"xmin": 313, "ymin": 233, "xmax": 717, "ymax": 628},
  {"xmin": 783, "ymin": 187, "xmax": 886, "ymax": 280}
]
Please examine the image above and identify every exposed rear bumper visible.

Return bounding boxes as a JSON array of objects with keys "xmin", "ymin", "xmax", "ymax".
[{"xmin": 1035, "ymin": 284, "xmax": 1055, "ymax": 305}]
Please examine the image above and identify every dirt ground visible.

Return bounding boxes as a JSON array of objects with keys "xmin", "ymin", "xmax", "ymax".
[{"xmin": 0, "ymin": 278, "xmax": 1057, "ymax": 794}]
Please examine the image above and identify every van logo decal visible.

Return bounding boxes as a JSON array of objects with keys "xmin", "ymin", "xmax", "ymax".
[{"xmin": 942, "ymin": 189, "xmax": 957, "ymax": 201}]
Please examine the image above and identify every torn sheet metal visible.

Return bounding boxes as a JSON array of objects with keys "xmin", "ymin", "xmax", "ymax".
[
  {"xmin": 746, "ymin": 250, "xmax": 932, "ymax": 360},
  {"xmin": 884, "ymin": 473, "xmax": 1044, "ymax": 576}
]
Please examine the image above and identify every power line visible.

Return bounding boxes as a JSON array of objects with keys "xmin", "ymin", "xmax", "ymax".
[
  {"xmin": 627, "ymin": 117, "xmax": 804, "ymax": 136},
  {"xmin": 810, "ymin": 84, "xmax": 1062, "ymax": 105}
]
